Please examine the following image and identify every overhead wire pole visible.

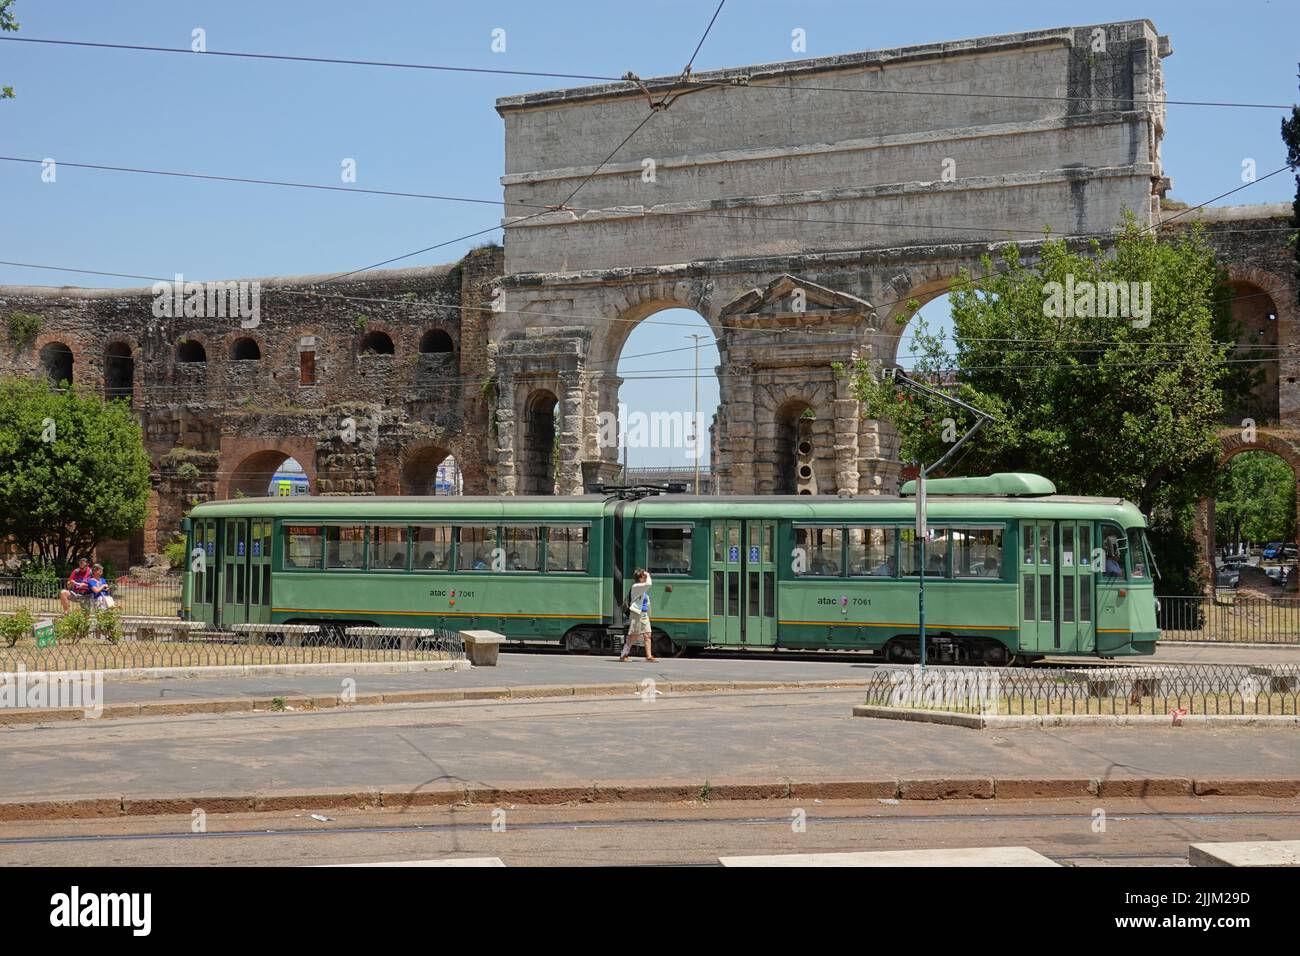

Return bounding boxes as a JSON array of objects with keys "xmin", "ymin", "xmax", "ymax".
[
  {"xmin": 883, "ymin": 368, "xmax": 997, "ymax": 671},
  {"xmin": 687, "ymin": 333, "xmax": 708, "ymax": 493}
]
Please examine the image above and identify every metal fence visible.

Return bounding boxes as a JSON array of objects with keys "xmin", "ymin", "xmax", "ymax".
[
  {"xmin": 0, "ymin": 623, "xmax": 466, "ymax": 672},
  {"xmin": 1158, "ymin": 594, "xmax": 1300, "ymax": 644},
  {"xmin": 0, "ymin": 576, "xmax": 183, "ymax": 619},
  {"xmin": 862, "ymin": 663, "xmax": 1300, "ymax": 716}
]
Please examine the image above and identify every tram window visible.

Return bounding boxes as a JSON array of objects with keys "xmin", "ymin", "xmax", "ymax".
[
  {"xmin": 1079, "ymin": 526, "xmax": 1093, "ymax": 570},
  {"xmin": 900, "ymin": 528, "xmax": 948, "ymax": 577},
  {"xmin": 371, "ymin": 526, "xmax": 408, "ymax": 571},
  {"xmin": 795, "ymin": 526, "xmax": 843, "ymax": 576},
  {"xmin": 1038, "ymin": 526, "xmax": 1051, "ymax": 567},
  {"xmin": 325, "ymin": 526, "xmax": 366, "ymax": 570},
  {"xmin": 1127, "ymin": 528, "xmax": 1149, "ymax": 579},
  {"xmin": 713, "ymin": 524, "xmax": 724, "ymax": 562},
  {"xmin": 412, "ymin": 525, "xmax": 452, "ymax": 571},
  {"xmin": 501, "ymin": 526, "xmax": 540, "ymax": 571},
  {"xmin": 953, "ymin": 528, "xmax": 1004, "ymax": 578},
  {"xmin": 848, "ymin": 527, "xmax": 895, "ymax": 576},
  {"xmin": 546, "ymin": 525, "xmax": 588, "ymax": 572},
  {"xmin": 284, "ymin": 526, "xmax": 323, "ymax": 570},
  {"xmin": 456, "ymin": 526, "xmax": 496, "ymax": 571},
  {"xmin": 1100, "ymin": 526, "xmax": 1124, "ymax": 577},
  {"xmin": 647, "ymin": 525, "xmax": 693, "ymax": 575}
]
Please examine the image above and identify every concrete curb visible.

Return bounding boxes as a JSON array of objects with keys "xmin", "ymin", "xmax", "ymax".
[
  {"xmin": 3, "ymin": 776, "xmax": 1298, "ymax": 822},
  {"xmin": 1159, "ymin": 641, "xmax": 1300, "ymax": 650},
  {"xmin": 852, "ymin": 704, "xmax": 1300, "ymax": 729},
  {"xmin": 0, "ymin": 678, "xmax": 874, "ymax": 725},
  {"xmin": 1, "ymin": 659, "xmax": 471, "ymax": 683}
]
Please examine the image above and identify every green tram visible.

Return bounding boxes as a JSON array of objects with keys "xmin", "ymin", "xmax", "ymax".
[{"xmin": 181, "ymin": 473, "xmax": 1159, "ymax": 664}]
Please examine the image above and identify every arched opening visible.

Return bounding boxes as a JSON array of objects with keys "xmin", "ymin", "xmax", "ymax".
[
  {"xmin": 177, "ymin": 340, "xmax": 207, "ymax": 364},
  {"xmin": 228, "ymin": 451, "xmax": 311, "ymax": 499},
  {"xmin": 419, "ymin": 329, "xmax": 455, "ymax": 354},
  {"xmin": 1222, "ymin": 280, "xmax": 1279, "ymax": 426},
  {"xmin": 231, "ymin": 337, "xmax": 261, "ymax": 361},
  {"xmin": 400, "ymin": 445, "xmax": 460, "ymax": 495},
  {"xmin": 521, "ymin": 390, "xmax": 559, "ymax": 495},
  {"xmin": 104, "ymin": 342, "xmax": 134, "ymax": 402},
  {"xmin": 614, "ymin": 308, "xmax": 720, "ymax": 493},
  {"xmin": 39, "ymin": 342, "xmax": 73, "ymax": 387},
  {"xmin": 359, "ymin": 330, "xmax": 395, "ymax": 356},
  {"xmin": 1212, "ymin": 448, "xmax": 1297, "ymax": 594},
  {"xmin": 774, "ymin": 400, "xmax": 818, "ymax": 494}
]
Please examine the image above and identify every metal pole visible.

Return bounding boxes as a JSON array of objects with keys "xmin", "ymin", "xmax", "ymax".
[
  {"xmin": 688, "ymin": 334, "xmax": 706, "ymax": 495},
  {"xmin": 917, "ymin": 469, "xmax": 927, "ymax": 671}
]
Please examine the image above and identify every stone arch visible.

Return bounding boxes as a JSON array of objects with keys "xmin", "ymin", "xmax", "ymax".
[
  {"xmin": 37, "ymin": 339, "xmax": 75, "ymax": 387},
  {"xmin": 874, "ymin": 268, "xmax": 970, "ymax": 368},
  {"xmin": 219, "ymin": 441, "xmax": 317, "ymax": 500},
  {"xmin": 756, "ymin": 387, "xmax": 834, "ymax": 494},
  {"xmin": 230, "ymin": 336, "xmax": 262, "ymax": 361},
  {"xmin": 358, "ymin": 329, "xmax": 396, "ymax": 356},
  {"xmin": 588, "ymin": 283, "xmax": 724, "ymax": 369},
  {"xmin": 103, "ymin": 339, "xmax": 135, "ymax": 401},
  {"xmin": 176, "ymin": 337, "xmax": 208, "ymax": 364},
  {"xmin": 520, "ymin": 388, "xmax": 560, "ymax": 495},
  {"xmin": 1222, "ymin": 265, "xmax": 1292, "ymax": 427},
  {"xmin": 1195, "ymin": 427, "xmax": 1300, "ymax": 591},
  {"xmin": 419, "ymin": 328, "xmax": 456, "ymax": 354},
  {"xmin": 397, "ymin": 442, "xmax": 453, "ymax": 495}
]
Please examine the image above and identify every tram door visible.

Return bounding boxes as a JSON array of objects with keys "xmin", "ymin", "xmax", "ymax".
[
  {"xmin": 222, "ymin": 519, "xmax": 251, "ymax": 627},
  {"xmin": 1057, "ymin": 521, "xmax": 1096, "ymax": 654},
  {"xmin": 709, "ymin": 520, "xmax": 777, "ymax": 646},
  {"xmin": 191, "ymin": 519, "xmax": 218, "ymax": 623},
  {"xmin": 247, "ymin": 519, "xmax": 273, "ymax": 625},
  {"xmin": 1019, "ymin": 521, "xmax": 1096, "ymax": 654}
]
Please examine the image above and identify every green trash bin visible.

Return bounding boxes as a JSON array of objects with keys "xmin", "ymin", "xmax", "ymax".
[{"xmin": 33, "ymin": 617, "xmax": 56, "ymax": 648}]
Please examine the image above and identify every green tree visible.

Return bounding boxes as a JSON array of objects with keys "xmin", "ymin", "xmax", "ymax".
[
  {"xmin": 0, "ymin": 377, "xmax": 152, "ymax": 569},
  {"xmin": 1215, "ymin": 451, "xmax": 1296, "ymax": 547},
  {"xmin": 848, "ymin": 222, "xmax": 1236, "ymax": 592},
  {"xmin": 1, "ymin": 1, "xmax": 18, "ymax": 100}
]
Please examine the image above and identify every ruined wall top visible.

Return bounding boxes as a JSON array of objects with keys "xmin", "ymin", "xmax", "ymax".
[{"xmin": 497, "ymin": 20, "xmax": 1170, "ymax": 277}]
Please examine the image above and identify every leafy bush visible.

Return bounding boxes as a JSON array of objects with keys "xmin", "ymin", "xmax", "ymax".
[
  {"xmin": 7, "ymin": 311, "xmax": 41, "ymax": 349},
  {"xmin": 0, "ymin": 609, "xmax": 33, "ymax": 647},
  {"xmin": 94, "ymin": 606, "xmax": 122, "ymax": 644},
  {"xmin": 55, "ymin": 608, "xmax": 93, "ymax": 645},
  {"xmin": 17, "ymin": 560, "xmax": 59, "ymax": 586},
  {"xmin": 162, "ymin": 534, "xmax": 188, "ymax": 570}
]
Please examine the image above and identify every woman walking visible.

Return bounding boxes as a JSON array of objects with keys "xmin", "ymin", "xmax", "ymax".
[{"xmin": 620, "ymin": 568, "xmax": 657, "ymax": 662}]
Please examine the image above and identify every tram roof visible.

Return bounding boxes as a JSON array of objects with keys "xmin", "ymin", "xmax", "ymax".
[{"xmin": 188, "ymin": 493, "xmax": 1145, "ymax": 525}]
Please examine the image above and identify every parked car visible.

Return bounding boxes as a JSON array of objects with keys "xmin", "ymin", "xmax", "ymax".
[
  {"xmin": 1215, "ymin": 567, "xmax": 1241, "ymax": 589},
  {"xmin": 1262, "ymin": 541, "xmax": 1284, "ymax": 560}
]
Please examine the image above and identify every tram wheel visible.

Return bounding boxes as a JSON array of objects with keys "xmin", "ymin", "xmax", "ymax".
[
  {"xmin": 651, "ymin": 630, "xmax": 677, "ymax": 660},
  {"xmin": 563, "ymin": 630, "xmax": 593, "ymax": 654},
  {"xmin": 885, "ymin": 639, "xmax": 913, "ymax": 664}
]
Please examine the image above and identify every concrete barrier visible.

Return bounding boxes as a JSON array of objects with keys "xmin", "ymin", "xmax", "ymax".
[
  {"xmin": 461, "ymin": 630, "xmax": 505, "ymax": 666},
  {"xmin": 1188, "ymin": 840, "xmax": 1300, "ymax": 867},
  {"xmin": 719, "ymin": 846, "xmax": 1059, "ymax": 867}
]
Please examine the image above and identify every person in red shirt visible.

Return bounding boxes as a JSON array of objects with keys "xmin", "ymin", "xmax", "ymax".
[{"xmin": 60, "ymin": 557, "xmax": 92, "ymax": 613}]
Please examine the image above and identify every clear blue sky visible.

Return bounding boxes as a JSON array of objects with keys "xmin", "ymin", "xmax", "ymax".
[{"xmin": 2, "ymin": 1, "xmax": 1296, "ymax": 466}]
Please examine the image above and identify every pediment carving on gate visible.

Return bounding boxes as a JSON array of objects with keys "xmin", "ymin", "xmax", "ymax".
[{"xmin": 718, "ymin": 274, "xmax": 878, "ymax": 329}]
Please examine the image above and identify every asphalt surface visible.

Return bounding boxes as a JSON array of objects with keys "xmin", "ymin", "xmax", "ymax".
[
  {"xmin": 3, "ymin": 688, "xmax": 1299, "ymax": 803},
  {"xmin": 3, "ymin": 797, "xmax": 1299, "ymax": 867},
  {"xmin": 57, "ymin": 640, "xmax": 1300, "ymax": 708}
]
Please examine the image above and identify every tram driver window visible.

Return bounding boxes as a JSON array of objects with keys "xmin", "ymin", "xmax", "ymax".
[
  {"xmin": 284, "ymin": 526, "xmax": 323, "ymax": 570},
  {"xmin": 1101, "ymin": 526, "xmax": 1124, "ymax": 577},
  {"xmin": 953, "ymin": 528, "xmax": 1004, "ymax": 578},
  {"xmin": 325, "ymin": 526, "xmax": 366, "ymax": 570},
  {"xmin": 647, "ymin": 525, "xmax": 692, "ymax": 575}
]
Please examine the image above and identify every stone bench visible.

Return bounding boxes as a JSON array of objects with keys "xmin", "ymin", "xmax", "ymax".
[
  {"xmin": 119, "ymin": 617, "xmax": 205, "ymax": 642},
  {"xmin": 460, "ymin": 630, "xmax": 505, "ymax": 666},
  {"xmin": 1246, "ymin": 665, "xmax": 1300, "ymax": 693},
  {"xmin": 344, "ymin": 627, "xmax": 439, "ymax": 651},
  {"xmin": 230, "ymin": 623, "xmax": 320, "ymax": 647}
]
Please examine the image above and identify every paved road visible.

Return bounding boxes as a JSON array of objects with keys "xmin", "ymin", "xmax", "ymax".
[
  {"xmin": 3, "ymin": 688, "xmax": 1298, "ymax": 802},
  {"xmin": 58, "ymin": 640, "xmax": 1300, "ymax": 708},
  {"xmin": 2, "ymin": 796, "xmax": 1298, "ymax": 866}
]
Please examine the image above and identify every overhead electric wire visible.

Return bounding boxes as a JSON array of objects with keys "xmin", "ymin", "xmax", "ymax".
[{"xmin": 4, "ymin": 33, "xmax": 1293, "ymax": 111}]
